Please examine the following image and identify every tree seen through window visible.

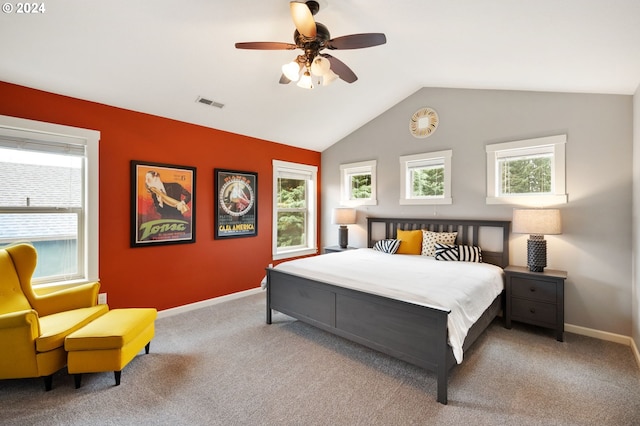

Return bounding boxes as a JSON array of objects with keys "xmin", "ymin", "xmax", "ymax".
[
  {"xmin": 500, "ymin": 155, "xmax": 551, "ymax": 195},
  {"xmin": 350, "ymin": 174, "xmax": 371, "ymax": 199},
  {"xmin": 276, "ymin": 178, "xmax": 306, "ymax": 247},
  {"xmin": 411, "ymin": 167, "xmax": 444, "ymax": 197}
]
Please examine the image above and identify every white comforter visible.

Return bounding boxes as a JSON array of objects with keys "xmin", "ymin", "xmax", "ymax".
[{"xmin": 266, "ymin": 248, "xmax": 504, "ymax": 364}]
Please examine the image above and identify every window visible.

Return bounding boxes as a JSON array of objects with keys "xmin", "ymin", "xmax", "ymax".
[
  {"xmin": 340, "ymin": 160, "xmax": 377, "ymax": 206},
  {"xmin": 399, "ymin": 150, "xmax": 452, "ymax": 205},
  {"xmin": 486, "ymin": 135, "xmax": 567, "ymax": 205},
  {"xmin": 0, "ymin": 115, "xmax": 99, "ymax": 286},
  {"xmin": 272, "ymin": 160, "xmax": 317, "ymax": 260}
]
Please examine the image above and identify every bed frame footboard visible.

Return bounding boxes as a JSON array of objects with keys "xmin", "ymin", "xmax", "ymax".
[{"xmin": 266, "ymin": 268, "xmax": 453, "ymax": 404}]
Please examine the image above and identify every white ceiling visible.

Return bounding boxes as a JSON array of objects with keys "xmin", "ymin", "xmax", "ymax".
[{"xmin": 1, "ymin": 0, "xmax": 639, "ymax": 152}]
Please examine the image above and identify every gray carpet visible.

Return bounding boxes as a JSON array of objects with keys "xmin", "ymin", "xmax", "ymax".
[{"xmin": 1, "ymin": 292, "xmax": 639, "ymax": 425}]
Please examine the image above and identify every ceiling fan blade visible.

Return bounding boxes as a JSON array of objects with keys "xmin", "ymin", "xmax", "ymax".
[
  {"xmin": 327, "ymin": 33, "xmax": 387, "ymax": 50},
  {"xmin": 235, "ymin": 42, "xmax": 297, "ymax": 50},
  {"xmin": 322, "ymin": 54, "xmax": 357, "ymax": 83},
  {"xmin": 290, "ymin": 1, "xmax": 317, "ymax": 38}
]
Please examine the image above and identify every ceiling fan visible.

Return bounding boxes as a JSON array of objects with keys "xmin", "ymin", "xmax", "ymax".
[{"xmin": 234, "ymin": 0, "xmax": 386, "ymax": 88}]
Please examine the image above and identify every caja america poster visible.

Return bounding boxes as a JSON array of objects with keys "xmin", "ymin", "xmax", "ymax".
[{"xmin": 214, "ymin": 169, "xmax": 257, "ymax": 239}]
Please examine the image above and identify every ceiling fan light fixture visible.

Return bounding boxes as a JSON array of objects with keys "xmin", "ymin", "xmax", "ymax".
[
  {"xmin": 310, "ymin": 56, "xmax": 330, "ymax": 76},
  {"xmin": 322, "ymin": 69, "xmax": 339, "ymax": 86},
  {"xmin": 297, "ymin": 71, "xmax": 314, "ymax": 89},
  {"xmin": 282, "ymin": 61, "xmax": 301, "ymax": 81}
]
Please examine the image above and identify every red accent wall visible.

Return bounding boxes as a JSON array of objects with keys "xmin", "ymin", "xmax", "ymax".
[{"xmin": 0, "ymin": 81, "xmax": 321, "ymax": 311}]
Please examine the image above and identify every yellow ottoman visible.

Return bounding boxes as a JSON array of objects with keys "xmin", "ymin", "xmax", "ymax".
[{"xmin": 64, "ymin": 308, "xmax": 157, "ymax": 388}]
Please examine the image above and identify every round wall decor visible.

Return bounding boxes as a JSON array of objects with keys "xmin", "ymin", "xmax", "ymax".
[{"xmin": 410, "ymin": 107, "xmax": 439, "ymax": 138}]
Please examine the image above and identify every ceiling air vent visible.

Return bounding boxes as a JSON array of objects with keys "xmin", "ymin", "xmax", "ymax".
[{"xmin": 196, "ymin": 96, "xmax": 224, "ymax": 109}]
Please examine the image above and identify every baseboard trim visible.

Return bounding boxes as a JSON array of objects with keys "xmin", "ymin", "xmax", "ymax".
[
  {"xmin": 157, "ymin": 287, "xmax": 263, "ymax": 319},
  {"xmin": 565, "ymin": 323, "xmax": 640, "ymax": 369},
  {"xmin": 565, "ymin": 323, "xmax": 631, "ymax": 345}
]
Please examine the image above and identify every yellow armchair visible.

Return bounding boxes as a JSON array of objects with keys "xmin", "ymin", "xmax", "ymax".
[{"xmin": 0, "ymin": 243, "xmax": 108, "ymax": 390}]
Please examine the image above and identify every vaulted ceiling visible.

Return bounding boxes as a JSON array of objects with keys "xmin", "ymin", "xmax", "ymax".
[{"xmin": 1, "ymin": 0, "xmax": 639, "ymax": 151}]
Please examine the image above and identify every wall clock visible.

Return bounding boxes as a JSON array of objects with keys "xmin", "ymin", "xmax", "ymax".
[{"xmin": 410, "ymin": 107, "xmax": 439, "ymax": 138}]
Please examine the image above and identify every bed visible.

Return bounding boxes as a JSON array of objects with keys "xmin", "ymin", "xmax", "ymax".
[{"xmin": 265, "ymin": 217, "xmax": 510, "ymax": 404}]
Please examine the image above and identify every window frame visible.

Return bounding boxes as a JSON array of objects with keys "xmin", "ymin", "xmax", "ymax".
[
  {"xmin": 0, "ymin": 114, "xmax": 99, "ymax": 287},
  {"xmin": 339, "ymin": 160, "xmax": 377, "ymax": 206},
  {"xmin": 399, "ymin": 150, "xmax": 452, "ymax": 205},
  {"xmin": 272, "ymin": 160, "xmax": 318, "ymax": 260},
  {"xmin": 486, "ymin": 134, "xmax": 567, "ymax": 206}
]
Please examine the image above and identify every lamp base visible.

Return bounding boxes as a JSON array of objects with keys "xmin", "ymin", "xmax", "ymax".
[
  {"xmin": 338, "ymin": 225, "xmax": 349, "ymax": 249},
  {"xmin": 527, "ymin": 235, "xmax": 547, "ymax": 272}
]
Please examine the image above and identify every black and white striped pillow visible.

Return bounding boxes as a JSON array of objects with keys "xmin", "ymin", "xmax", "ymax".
[
  {"xmin": 458, "ymin": 244, "xmax": 482, "ymax": 262},
  {"xmin": 434, "ymin": 243, "xmax": 459, "ymax": 261},
  {"xmin": 373, "ymin": 239, "xmax": 401, "ymax": 254},
  {"xmin": 435, "ymin": 243, "xmax": 483, "ymax": 262}
]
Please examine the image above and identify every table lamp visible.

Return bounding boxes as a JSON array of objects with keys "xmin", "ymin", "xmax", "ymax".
[
  {"xmin": 512, "ymin": 208, "xmax": 562, "ymax": 272},
  {"xmin": 332, "ymin": 208, "xmax": 356, "ymax": 248}
]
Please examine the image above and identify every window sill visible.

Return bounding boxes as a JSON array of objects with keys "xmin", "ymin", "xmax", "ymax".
[
  {"xmin": 399, "ymin": 197, "xmax": 452, "ymax": 205},
  {"xmin": 340, "ymin": 199, "xmax": 377, "ymax": 207},
  {"xmin": 273, "ymin": 247, "xmax": 318, "ymax": 261},
  {"xmin": 33, "ymin": 278, "xmax": 98, "ymax": 294}
]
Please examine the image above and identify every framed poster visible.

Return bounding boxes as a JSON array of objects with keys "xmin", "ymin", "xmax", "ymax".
[
  {"xmin": 214, "ymin": 169, "xmax": 257, "ymax": 239},
  {"xmin": 131, "ymin": 160, "xmax": 196, "ymax": 247}
]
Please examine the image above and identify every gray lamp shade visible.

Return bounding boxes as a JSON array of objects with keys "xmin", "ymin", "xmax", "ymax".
[
  {"xmin": 512, "ymin": 209, "xmax": 562, "ymax": 272},
  {"xmin": 512, "ymin": 209, "xmax": 562, "ymax": 236},
  {"xmin": 331, "ymin": 208, "xmax": 356, "ymax": 225}
]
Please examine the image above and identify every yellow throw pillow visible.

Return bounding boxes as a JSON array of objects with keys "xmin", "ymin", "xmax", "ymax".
[
  {"xmin": 396, "ymin": 229, "xmax": 423, "ymax": 254},
  {"xmin": 421, "ymin": 230, "xmax": 458, "ymax": 256}
]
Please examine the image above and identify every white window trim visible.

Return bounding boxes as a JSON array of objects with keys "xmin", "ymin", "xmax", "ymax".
[
  {"xmin": 486, "ymin": 134, "xmax": 567, "ymax": 206},
  {"xmin": 272, "ymin": 160, "xmax": 318, "ymax": 260},
  {"xmin": 399, "ymin": 150, "xmax": 452, "ymax": 205},
  {"xmin": 339, "ymin": 160, "xmax": 377, "ymax": 206},
  {"xmin": 0, "ymin": 114, "xmax": 100, "ymax": 286}
]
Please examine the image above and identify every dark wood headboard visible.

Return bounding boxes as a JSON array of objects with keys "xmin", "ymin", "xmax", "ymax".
[{"xmin": 366, "ymin": 217, "xmax": 511, "ymax": 268}]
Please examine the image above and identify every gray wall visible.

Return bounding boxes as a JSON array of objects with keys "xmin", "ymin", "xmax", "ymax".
[
  {"xmin": 322, "ymin": 87, "xmax": 633, "ymax": 336},
  {"xmin": 633, "ymin": 84, "xmax": 639, "ymax": 350}
]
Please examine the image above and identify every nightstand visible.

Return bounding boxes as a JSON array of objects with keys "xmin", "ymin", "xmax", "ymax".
[
  {"xmin": 323, "ymin": 246, "xmax": 356, "ymax": 254},
  {"xmin": 504, "ymin": 265, "xmax": 567, "ymax": 341}
]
